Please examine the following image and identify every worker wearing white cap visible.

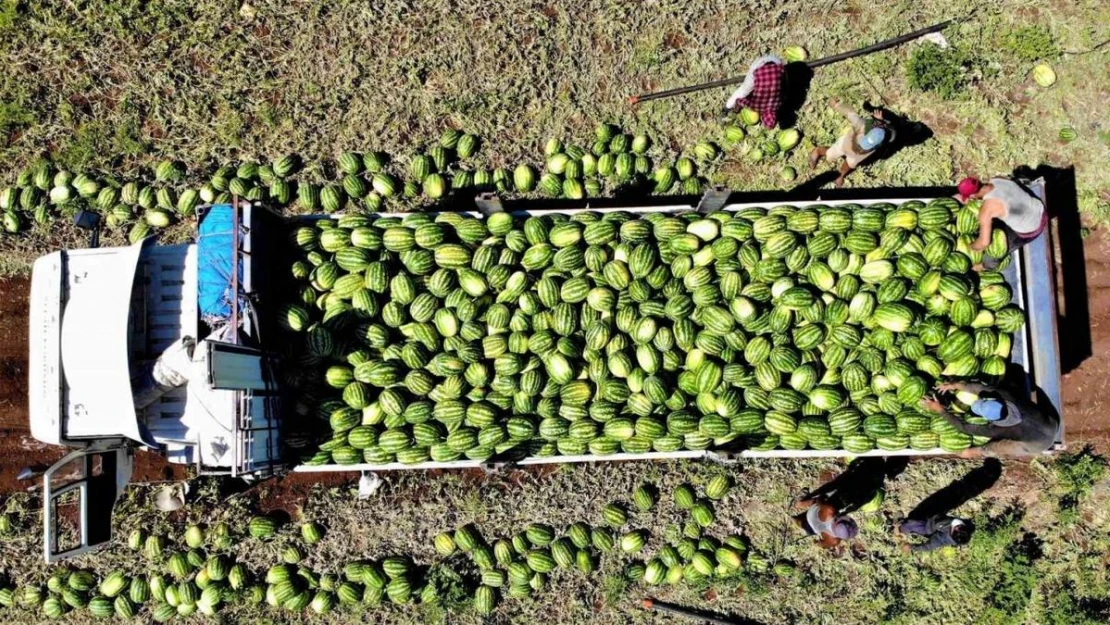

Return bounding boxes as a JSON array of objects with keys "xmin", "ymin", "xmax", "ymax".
[
  {"xmin": 920, "ymin": 381, "xmax": 1059, "ymax": 457},
  {"xmin": 792, "ymin": 497, "xmax": 859, "ymax": 549},
  {"xmin": 808, "ymin": 98, "xmax": 895, "ymax": 188}
]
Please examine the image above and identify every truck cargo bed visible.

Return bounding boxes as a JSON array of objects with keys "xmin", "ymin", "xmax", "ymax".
[{"xmin": 292, "ymin": 188, "xmax": 1063, "ymax": 473}]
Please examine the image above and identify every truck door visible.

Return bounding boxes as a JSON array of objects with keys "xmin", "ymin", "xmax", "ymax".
[{"xmin": 41, "ymin": 445, "xmax": 133, "ymax": 563}]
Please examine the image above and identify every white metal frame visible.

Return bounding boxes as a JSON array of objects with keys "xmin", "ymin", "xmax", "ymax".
[{"xmin": 41, "ymin": 446, "xmax": 133, "ymax": 563}]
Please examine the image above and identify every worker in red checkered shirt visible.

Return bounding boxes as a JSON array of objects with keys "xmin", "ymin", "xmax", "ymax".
[{"xmin": 722, "ymin": 55, "xmax": 785, "ymax": 129}]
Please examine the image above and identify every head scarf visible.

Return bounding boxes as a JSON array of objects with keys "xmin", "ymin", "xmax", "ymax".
[{"xmin": 957, "ymin": 177, "xmax": 983, "ymax": 200}]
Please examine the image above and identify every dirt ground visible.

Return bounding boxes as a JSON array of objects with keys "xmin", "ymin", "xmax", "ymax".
[
  {"xmin": 0, "ymin": 277, "xmax": 29, "ymax": 431},
  {"xmin": 0, "ymin": 227, "xmax": 1107, "ymax": 498},
  {"xmin": 1058, "ymin": 226, "xmax": 1110, "ymax": 449}
]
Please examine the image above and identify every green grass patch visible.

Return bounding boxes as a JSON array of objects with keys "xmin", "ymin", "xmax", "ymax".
[
  {"xmin": 1051, "ymin": 447, "xmax": 1107, "ymax": 523},
  {"xmin": 906, "ymin": 45, "xmax": 976, "ymax": 100},
  {"xmin": 999, "ymin": 26, "xmax": 1061, "ymax": 63}
]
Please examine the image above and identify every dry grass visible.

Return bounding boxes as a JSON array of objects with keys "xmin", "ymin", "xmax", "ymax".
[
  {"xmin": 0, "ymin": 1, "xmax": 1105, "ymax": 227},
  {"xmin": 1, "ymin": 454, "xmax": 1109, "ymax": 624}
]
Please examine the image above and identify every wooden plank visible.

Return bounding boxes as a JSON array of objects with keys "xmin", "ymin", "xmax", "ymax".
[{"xmin": 138, "ymin": 247, "xmax": 198, "ymax": 364}]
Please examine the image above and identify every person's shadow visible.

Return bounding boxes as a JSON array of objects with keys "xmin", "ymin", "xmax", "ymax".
[
  {"xmin": 905, "ymin": 458, "xmax": 1003, "ymax": 521},
  {"xmin": 801, "ymin": 457, "xmax": 909, "ymax": 514},
  {"xmin": 777, "ymin": 62, "xmax": 814, "ymax": 129},
  {"xmin": 867, "ymin": 106, "xmax": 934, "ymax": 164}
]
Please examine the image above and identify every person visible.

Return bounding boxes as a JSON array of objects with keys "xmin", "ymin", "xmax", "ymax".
[
  {"xmin": 722, "ymin": 55, "xmax": 786, "ymax": 129},
  {"xmin": 860, "ymin": 103, "xmax": 932, "ymax": 159},
  {"xmin": 898, "ymin": 514, "xmax": 973, "ymax": 553},
  {"xmin": 808, "ymin": 98, "xmax": 895, "ymax": 187},
  {"xmin": 920, "ymin": 381, "xmax": 1060, "ymax": 457},
  {"xmin": 954, "ymin": 176, "xmax": 1048, "ymax": 270},
  {"xmin": 792, "ymin": 494, "xmax": 859, "ymax": 549}
]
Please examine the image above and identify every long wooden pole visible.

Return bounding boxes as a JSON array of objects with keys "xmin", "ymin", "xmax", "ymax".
[{"xmin": 627, "ymin": 19, "xmax": 955, "ymax": 105}]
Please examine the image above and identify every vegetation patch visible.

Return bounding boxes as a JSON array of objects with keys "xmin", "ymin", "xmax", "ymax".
[
  {"xmin": 906, "ymin": 45, "xmax": 977, "ymax": 100},
  {"xmin": 999, "ymin": 26, "xmax": 1061, "ymax": 63}
]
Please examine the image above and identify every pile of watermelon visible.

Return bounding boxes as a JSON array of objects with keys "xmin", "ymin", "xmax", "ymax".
[
  {"xmin": 0, "ymin": 114, "xmax": 801, "ymax": 241},
  {"xmin": 0, "ymin": 521, "xmax": 253, "ymax": 620},
  {"xmin": 277, "ymin": 196, "xmax": 1023, "ymax": 467},
  {"xmin": 0, "ymin": 480, "xmax": 778, "ymax": 619}
]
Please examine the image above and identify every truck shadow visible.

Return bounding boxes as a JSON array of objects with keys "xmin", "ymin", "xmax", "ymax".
[{"xmin": 1013, "ymin": 165, "xmax": 1090, "ymax": 374}]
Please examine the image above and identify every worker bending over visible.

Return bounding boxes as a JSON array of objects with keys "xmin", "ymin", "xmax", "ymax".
[
  {"xmin": 723, "ymin": 55, "xmax": 785, "ymax": 129},
  {"xmin": 955, "ymin": 176, "xmax": 1047, "ymax": 270},
  {"xmin": 793, "ymin": 494, "xmax": 858, "ymax": 549},
  {"xmin": 899, "ymin": 514, "xmax": 973, "ymax": 553},
  {"xmin": 920, "ymin": 381, "xmax": 1059, "ymax": 457}
]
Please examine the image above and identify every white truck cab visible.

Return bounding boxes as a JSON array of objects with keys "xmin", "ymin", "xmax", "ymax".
[{"xmin": 28, "ymin": 202, "xmax": 284, "ymax": 562}]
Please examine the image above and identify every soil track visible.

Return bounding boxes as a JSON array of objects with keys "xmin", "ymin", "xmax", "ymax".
[
  {"xmin": 1057, "ymin": 228, "xmax": 1110, "ymax": 449},
  {"xmin": 0, "ymin": 277, "xmax": 29, "ymax": 430},
  {"xmin": 0, "ymin": 229, "xmax": 1107, "ymax": 499}
]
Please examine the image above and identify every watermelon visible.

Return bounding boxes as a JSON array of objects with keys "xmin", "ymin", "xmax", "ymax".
[
  {"xmin": 620, "ymin": 530, "xmax": 647, "ymax": 553},
  {"xmin": 423, "ymin": 173, "xmax": 448, "ymax": 198},
  {"xmin": 652, "ymin": 167, "xmax": 677, "ymax": 193},
  {"xmin": 739, "ymin": 108, "xmax": 761, "ymax": 126},
  {"xmin": 706, "ymin": 475, "xmax": 732, "ymax": 500},
  {"xmin": 440, "ymin": 129, "xmax": 463, "ymax": 149},
  {"xmin": 776, "ymin": 129, "xmax": 801, "ymax": 151},
  {"xmin": 1032, "ymin": 63, "xmax": 1057, "ymax": 87},
  {"xmin": 248, "ymin": 516, "xmax": 278, "ymax": 539},
  {"xmin": 693, "ymin": 141, "xmax": 719, "ymax": 161},
  {"xmin": 410, "ymin": 155, "xmax": 435, "ymax": 181},
  {"xmin": 602, "ymin": 503, "xmax": 627, "ymax": 527},
  {"xmin": 783, "ymin": 45, "xmax": 808, "ymax": 62},
  {"xmin": 88, "ymin": 596, "xmax": 114, "ymax": 617},
  {"xmin": 872, "ymin": 303, "xmax": 915, "ymax": 332},
  {"xmin": 457, "ymin": 134, "xmax": 480, "ymax": 159}
]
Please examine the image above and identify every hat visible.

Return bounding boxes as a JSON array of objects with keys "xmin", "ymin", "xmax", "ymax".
[
  {"xmin": 957, "ymin": 177, "xmax": 982, "ymax": 199},
  {"xmin": 832, "ymin": 518, "xmax": 858, "ymax": 539},
  {"xmin": 971, "ymin": 398, "xmax": 1006, "ymax": 421},
  {"xmin": 858, "ymin": 127, "xmax": 887, "ymax": 151}
]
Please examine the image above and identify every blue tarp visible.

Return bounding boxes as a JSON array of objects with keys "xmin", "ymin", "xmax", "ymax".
[{"xmin": 197, "ymin": 204, "xmax": 244, "ymax": 325}]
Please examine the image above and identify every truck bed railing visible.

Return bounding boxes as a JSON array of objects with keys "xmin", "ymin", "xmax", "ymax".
[{"xmin": 289, "ymin": 186, "xmax": 1063, "ymax": 473}]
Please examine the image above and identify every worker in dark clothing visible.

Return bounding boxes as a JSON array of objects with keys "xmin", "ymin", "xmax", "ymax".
[
  {"xmin": 898, "ymin": 515, "xmax": 973, "ymax": 553},
  {"xmin": 722, "ymin": 55, "xmax": 785, "ymax": 128},
  {"xmin": 920, "ymin": 381, "xmax": 1060, "ymax": 457}
]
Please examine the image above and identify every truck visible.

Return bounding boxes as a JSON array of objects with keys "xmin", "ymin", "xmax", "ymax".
[{"xmin": 27, "ymin": 185, "xmax": 1064, "ymax": 562}]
